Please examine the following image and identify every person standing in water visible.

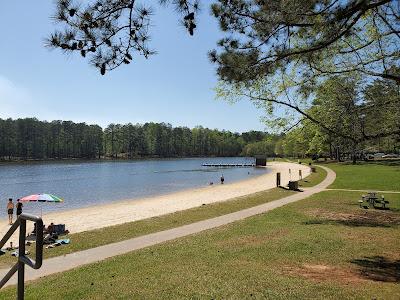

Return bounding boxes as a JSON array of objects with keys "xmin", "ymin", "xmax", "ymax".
[
  {"xmin": 7, "ymin": 198, "xmax": 14, "ymax": 225},
  {"xmin": 220, "ymin": 174, "xmax": 225, "ymax": 184},
  {"xmin": 16, "ymin": 199, "xmax": 23, "ymax": 218}
]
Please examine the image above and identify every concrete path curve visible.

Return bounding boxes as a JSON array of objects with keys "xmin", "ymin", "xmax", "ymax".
[{"xmin": 0, "ymin": 166, "xmax": 336, "ymax": 288}]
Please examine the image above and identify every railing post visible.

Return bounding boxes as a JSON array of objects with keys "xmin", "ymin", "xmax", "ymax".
[
  {"xmin": 18, "ymin": 219, "xmax": 26, "ymax": 300},
  {"xmin": 0, "ymin": 213, "xmax": 44, "ymax": 297}
]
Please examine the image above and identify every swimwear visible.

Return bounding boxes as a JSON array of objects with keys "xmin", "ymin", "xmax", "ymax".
[
  {"xmin": 8, "ymin": 209, "xmax": 13, "ymax": 215},
  {"xmin": 16, "ymin": 203, "xmax": 22, "ymax": 215}
]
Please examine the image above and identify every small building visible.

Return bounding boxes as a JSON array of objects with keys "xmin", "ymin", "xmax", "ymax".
[{"xmin": 255, "ymin": 156, "xmax": 267, "ymax": 166}]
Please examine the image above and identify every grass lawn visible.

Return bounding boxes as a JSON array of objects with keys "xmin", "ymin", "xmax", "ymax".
[
  {"xmin": 328, "ymin": 161, "xmax": 400, "ymax": 191},
  {"xmin": 0, "ymin": 188, "xmax": 296, "ymax": 268},
  {"xmin": 1, "ymin": 190, "xmax": 399, "ymax": 299}
]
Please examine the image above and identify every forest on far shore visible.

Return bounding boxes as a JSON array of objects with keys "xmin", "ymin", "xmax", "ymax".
[
  {"xmin": 0, "ymin": 118, "xmax": 277, "ymax": 160},
  {"xmin": 2, "ymin": 104, "xmax": 398, "ymax": 162}
]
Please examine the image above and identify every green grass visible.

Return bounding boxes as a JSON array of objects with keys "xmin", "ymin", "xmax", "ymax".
[
  {"xmin": 1, "ymin": 190, "xmax": 399, "ymax": 299},
  {"xmin": 298, "ymin": 166, "xmax": 327, "ymax": 187},
  {"xmin": 283, "ymin": 158, "xmax": 400, "ymax": 191},
  {"xmin": 328, "ymin": 162, "xmax": 400, "ymax": 191},
  {"xmin": 0, "ymin": 188, "xmax": 296, "ymax": 268}
]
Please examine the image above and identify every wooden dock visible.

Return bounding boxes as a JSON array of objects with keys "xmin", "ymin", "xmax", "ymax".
[{"xmin": 202, "ymin": 163, "xmax": 255, "ymax": 167}]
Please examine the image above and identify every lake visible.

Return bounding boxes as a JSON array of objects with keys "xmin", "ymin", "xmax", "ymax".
[{"xmin": 0, "ymin": 157, "xmax": 269, "ymax": 216}]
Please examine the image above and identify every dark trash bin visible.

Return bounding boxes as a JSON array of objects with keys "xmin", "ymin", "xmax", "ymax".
[{"xmin": 288, "ymin": 181, "xmax": 299, "ymax": 190}]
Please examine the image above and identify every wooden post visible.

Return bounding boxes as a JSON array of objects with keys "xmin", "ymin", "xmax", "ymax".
[{"xmin": 276, "ymin": 173, "xmax": 281, "ymax": 187}]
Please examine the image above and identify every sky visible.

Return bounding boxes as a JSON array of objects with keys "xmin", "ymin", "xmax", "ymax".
[{"xmin": 0, "ymin": 1, "xmax": 266, "ymax": 133}]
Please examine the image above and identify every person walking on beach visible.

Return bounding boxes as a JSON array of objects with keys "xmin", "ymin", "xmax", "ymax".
[
  {"xmin": 7, "ymin": 198, "xmax": 14, "ymax": 225},
  {"xmin": 220, "ymin": 174, "xmax": 225, "ymax": 184},
  {"xmin": 16, "ymin": 199, "xmax": 23, "ymax": 218}
]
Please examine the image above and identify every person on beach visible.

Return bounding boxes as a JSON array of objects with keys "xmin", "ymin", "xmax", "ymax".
[
  {"xmin": 220, "ymin": 174, "xmax": 224, "ymax": 184},
  {"xmin": 47, "ymin": 223, "xmax": 55, "ymax": 235},
  {"xmin": 16, "ymin": 199, "xmax": 23, "ymax": 218},
  {"xmin": 7, "ymin": 198, "xmax": 14, "ymax": 225}
]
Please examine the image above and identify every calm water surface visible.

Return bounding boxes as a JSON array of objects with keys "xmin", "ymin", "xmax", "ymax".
[{"xmin": 0, "ymin": 157, "xmax": 269, "ymax": 216}]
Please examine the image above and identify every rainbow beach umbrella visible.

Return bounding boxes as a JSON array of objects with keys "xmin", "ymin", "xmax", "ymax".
[
  {"xmin": 20, "ymin": 194, "xmax": 64, "ymax": 216},
  {"xmin": 20, "ymin": 194, "xmax": 64, "ymax": 203}
]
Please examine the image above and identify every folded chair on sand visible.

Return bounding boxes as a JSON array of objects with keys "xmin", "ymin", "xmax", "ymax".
[
  {"xmin": 53, "ymin": 224, "xmax": 69, "ymax": 235},
  {"xmin": 42, "ymin": 224, "xmax": 69, "ymax": 236}
]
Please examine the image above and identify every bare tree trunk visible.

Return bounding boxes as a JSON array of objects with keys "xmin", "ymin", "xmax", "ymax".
[
  {"xmin": 336, "ymin": 147, "xmax": 341, "ymax": 162},
  {"xmin": 352, "ymin": 142, "xmax": 357, "ymax": 164}
]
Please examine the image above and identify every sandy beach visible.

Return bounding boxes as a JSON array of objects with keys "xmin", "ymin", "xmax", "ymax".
[{"xmin": 0, "ymin": 162, "xmax": 310, "ymax": 246}]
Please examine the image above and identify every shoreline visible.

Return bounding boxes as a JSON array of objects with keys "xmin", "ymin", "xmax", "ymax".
[
  {"xmin": 0, "ymin": 156, "xmax": 257, "ymax": 165},
  {"xmin": 0, "ymin": 162, "xmax": 310, "ymax": 245},
  {"xmin": 0, "ymin": 163, "xmax": 269, "ymax": 217}
]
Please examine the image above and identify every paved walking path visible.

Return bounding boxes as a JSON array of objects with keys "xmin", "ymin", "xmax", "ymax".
[
  {"xmin": 0, "ymin": 166, "xmax": 336, "ymax": 287},
  {"xmin": 326, "ymin": 188, "xmax": 400, "ymax": 194}
]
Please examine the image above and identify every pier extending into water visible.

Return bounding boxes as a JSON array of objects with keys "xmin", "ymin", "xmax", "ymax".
[
  {"xmin": 202, "ymin": 163, "xmax": 255, "ymax": 167},
  {"xmin": 202, "ymin": 157, "xmax": 266, "ymax": 168}
]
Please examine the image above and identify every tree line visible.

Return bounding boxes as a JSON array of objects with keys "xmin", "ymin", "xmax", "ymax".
[
  {"xmin": 236, "ymin": 76, "xmax": 400, "ymax": 163},
  {"xmin": 275, "ymin": 77, "xmax": 400, "ymax": 162},
  {"xmin": 0, "ymin": 118, "xmax": 271, "ymax": 160}
]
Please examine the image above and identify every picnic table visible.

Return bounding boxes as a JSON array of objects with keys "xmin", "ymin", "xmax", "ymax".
[{"xmin": 360, "ymin": 191, "xmax": 389, "ymax": 209}]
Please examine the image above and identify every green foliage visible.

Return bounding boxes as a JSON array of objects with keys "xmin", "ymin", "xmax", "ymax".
[
  {"xmin": 241, "ymin": 134, "xmax": 282, "ymax": 157},
  {"xmin": 0, "ymin": 118, "xmax": 103, "ymax": 159},
  {"xmin": 0, "ymin": 118, "xmax": 273, "ymax": 160},
  {"xmin": 211, "ymin": 0, "xmax": 399, "ymax": 84},
  {"xmin": 241, "ymin": 140, "xmax": 275, "ymax": 157},
  {"xmin": 47, "ymin": 0, "xmax": 200, "ymax": 74},
  {"xmin": 211, "ymin": 1, "xmax": 399, "ymax": 157},
  {"xmin": 273, "ymin": 76, "xmax": 400, "ymax": 160},
  {"xmin": 48, "ymin": 0, "xmax": 399, "ymax": 83},
  {"xmin": 281, "ymin": 124, "xmax": 321, "ymax": 158},
  {"xmin": 363, "ymin": 79, "xmax": 400, "ymax": 144}
]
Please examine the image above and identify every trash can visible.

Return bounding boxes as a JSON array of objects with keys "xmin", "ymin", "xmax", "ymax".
[{"xmin": 288, "ymin": 181, "xmax": 298, "ymax": 190}]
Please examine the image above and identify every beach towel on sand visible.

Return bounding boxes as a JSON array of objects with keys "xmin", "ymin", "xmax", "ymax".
[
  {"xmin": 56, "ymin": 239, "xmax": 70, "ymax": 244},
  {"xmin": 46, "ymin": 239, "xmax": 70, "ymax": 249}
]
